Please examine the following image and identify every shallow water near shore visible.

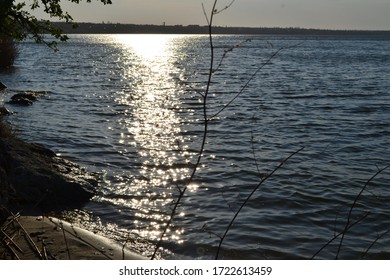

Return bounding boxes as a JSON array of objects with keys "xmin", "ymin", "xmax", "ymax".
[{"xmin": 1, "ymin": 34, "xmax": 390, "ymax": 259}]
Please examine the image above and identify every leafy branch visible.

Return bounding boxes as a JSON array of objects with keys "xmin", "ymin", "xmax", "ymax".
[{"xmin": 0, "ymin": 0, "xmax": 112, "ymax": 50}]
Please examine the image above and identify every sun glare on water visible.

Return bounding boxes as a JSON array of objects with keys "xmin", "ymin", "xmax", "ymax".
[
  {"xmin": 113, "ymin": 34, "xmax": 177, "ymax": 61},
  {"xmin": 109, "ymin": 34, "xmax": 194, "ymax": 245}
]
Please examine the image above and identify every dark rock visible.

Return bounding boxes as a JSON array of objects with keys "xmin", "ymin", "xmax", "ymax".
[
  {"xmin": 8, "ymin": 97, "xmax": 34, "ymax": 106},
  {"xmin": 7, "ymin": 91, "xmax": 47, "ymax": 106},
  {"xmin": 0, "ymin": 82, "xmax": 6, "ymax": 90},
  {"xmin": 0, "ymin": 137, "xmax": 98, "ymax": 212},
  {"xmin": 0, "ymin": 107, "xmax": 14, "ymax": 116}
]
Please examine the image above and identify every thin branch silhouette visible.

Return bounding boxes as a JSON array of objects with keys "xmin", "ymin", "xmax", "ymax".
[
  {"xmin": 209, "ymin": 42, "xmax": 303, "ymax": 120},
  {"xmin": 310, "ymin": 212, "xmax": 370, "ymax": 259},
  {"xmin": 335, "ymin": 164, "xmax": 389, "ymax": 259},
  {"xmin": 361, "ymin": 229, "xmax": 390, "ymax": 259},
  {"xmin": 311, "ymin": 164, "xmax": 389, "ymax": 259},
  {"xmin": 151, "ymin": 0, "xmax": 219, "ymax": 259},
  {"xmin": 213, "ymin": 0, "xmax": 236, "ymax": 15},
  {"xmin": 152, "ymin": 0, "xmax": 298, "ymax": 259},
  {"xmin": 203, "ymin": 0, "xmax": 236, "ymax": 24},
  {"xmin": 215, "ymin": 147, "xmax": 304, "ymax": 259},
  {"xmin": 213, "ymin": 38, "xmax": 252, "ymax": 74},
  {"xmin": 250, "ymin": 115, "xmax": 262, "ymax": 178}
]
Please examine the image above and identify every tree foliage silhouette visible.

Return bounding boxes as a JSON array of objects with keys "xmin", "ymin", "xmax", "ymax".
[{"xmin": 0, "ymin": 0, "xmax": 112, "ymax": 49}]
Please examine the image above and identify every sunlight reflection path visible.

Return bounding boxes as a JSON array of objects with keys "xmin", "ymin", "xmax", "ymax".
[{"xmin": 112, "ymin": 35, "xmax": 194, "ymax": 243}]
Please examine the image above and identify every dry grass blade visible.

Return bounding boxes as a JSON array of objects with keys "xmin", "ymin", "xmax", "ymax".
[
  {"xmin": 5, "ymin": 242, "xmax": 20, "ymax": 260},
  {"xmin": 11, "ymin": 213, "xmax": 43, "ymax": 259},
  {"xmin": 59, "ymin": 220, "xmax": 72, "ymax": 260},
  {"xmin": 42, "ymin": 240, "xmax": 48, "ymax": 260},
  {"xmin": 1, "ymin": 230, "xmax": 24, "ymax": 253},
  {"xmin": 1, "ymin": 212, "xmax": 21, "ymax": 230}
]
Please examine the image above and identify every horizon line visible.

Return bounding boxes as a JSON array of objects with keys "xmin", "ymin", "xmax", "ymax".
[{"xmin": 55, "ymin": 22, "xmax": 390, "ymax": 33}]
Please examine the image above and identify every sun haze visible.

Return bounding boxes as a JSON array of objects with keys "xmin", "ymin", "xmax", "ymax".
[{"xmin": 27, "ymin": 0, "xmax": 390, "ymax": 30}]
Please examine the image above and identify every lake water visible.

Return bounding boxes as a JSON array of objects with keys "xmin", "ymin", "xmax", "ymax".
[{"xmin": 1, "ymin": 34, "xmax": 389, "ymax": 259}]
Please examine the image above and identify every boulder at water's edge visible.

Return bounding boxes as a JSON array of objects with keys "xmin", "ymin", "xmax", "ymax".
[{"xmin": 0, "ymin": 137, "xmax": 97, "ymax": 212}]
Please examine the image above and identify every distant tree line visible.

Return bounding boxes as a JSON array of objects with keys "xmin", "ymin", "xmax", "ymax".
[{"xmin": 53, "ymin": 22, "xmax": 390, "ymax": 36}]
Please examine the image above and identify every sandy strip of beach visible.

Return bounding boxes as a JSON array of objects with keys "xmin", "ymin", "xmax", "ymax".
[{"xmin": 0, "ymin": 214, "xmax": 147, "ymax": 260}]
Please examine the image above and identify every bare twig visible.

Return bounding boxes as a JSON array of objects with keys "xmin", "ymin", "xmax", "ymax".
[
  {"xmin": 59, "ymin": 220, "xmax": 72, "ymax": 260},
  {"xmin": 210, "ymin": 43, "xmax": 303, "ymax": 120},
  {"xmin": 215, "ymin": 147, "xmax": 304, "ymax": 259},
  {"xmin": 201, "ymin": 223, "xmax": 222, "ymax": 239},
  {"xmin": 5, "ymin": 242, "xmax": 20, "ymax": 260},
  {"xmin": 151, "ymin": 0, "xmax": 220, "ymax": 259},
  {"xmin": 250, "ymin": 115, "xmax": 262, "ymax": 178},
  {"xmin": 213, "ymin": 0, "xmax": 236, "ymax": 15},
  {"xmin": 213, "ymin": 38, "xmax": 252, "ymax": 74},
  {"xmin": 361, "ymin": 229, "xmax": 390, "ymax": 259},
  {"xmin": 11, "ymin": 213, "xmax": 43, "ymax": 259},
  {"xmin": 310, "ymin": 212, "xmax": 370, "ymax": 259},
  {"xmin": 335, "ymin": 164, "xmax": 389, "ymax": 259},
  {"xmin": 122, "ymin": 234, "xmax": 131, "ymax": 260},
  {"xmin": 1, "ymin": 212, "xmax": 21, "ymax": 230},
  {"xmin": 42, "ymin": 240, "xmax": 48, "ymax": 260},
  {"xmin": 1, "ymin": 230, "xmax": 24, "ymax": 254},
  {"xmin": 221, "ymin": 187, "xmax": 238, "ymax": 213},
  {"xmin": 202, "ymin": 3, "xmax": 210, "ymax": 26}
]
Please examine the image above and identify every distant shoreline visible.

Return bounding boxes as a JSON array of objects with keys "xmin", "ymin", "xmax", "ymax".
[{"xmin": 53, "ymin": 22, "xmax": 390, "ymax": 36}]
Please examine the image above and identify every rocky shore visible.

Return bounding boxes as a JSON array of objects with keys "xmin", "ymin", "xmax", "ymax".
[
  {"xmin": 0, "ymin": 135, "xmax": 98, "ymax": 214},
  {"xmin": 0, "ymin": 85, "xmax": 97, "ymax": 216},
  {"xmin": 0, "ymin": 85, "xmax": 145, "ymax": 260},
  {"xmin": 0, "ymin": 131, "xmax": 148, "ymax": 260}
]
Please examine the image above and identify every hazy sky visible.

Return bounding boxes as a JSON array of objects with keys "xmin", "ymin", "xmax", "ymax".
[{"xmin": 32, "ymin": 0, "xmax": 390, "ymax": 30}]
